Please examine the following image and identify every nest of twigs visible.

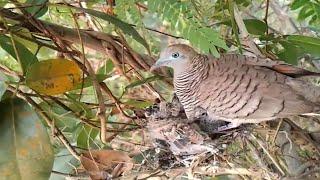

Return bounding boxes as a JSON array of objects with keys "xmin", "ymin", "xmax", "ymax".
[{"xmin": 119, "ymin": 95, "xmax": 320, "ymax": 179}]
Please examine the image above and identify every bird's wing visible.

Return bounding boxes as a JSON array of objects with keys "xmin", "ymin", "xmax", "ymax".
[
  {"xmin": 198, "ymin": 54, "xmax": 318, "ymax": 121},
  {"xmin": 225, "ymin": 54, "xmax": 320, "ymax": 77}
]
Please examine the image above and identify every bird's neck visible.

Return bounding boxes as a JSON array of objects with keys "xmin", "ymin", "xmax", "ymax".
[
  {"xmin": 174, "ymin": 54, "xmax": 209, "ymax": 80},
  {"xmin": 173, "ymin": 54, "xmax": 210, "ymax": 95}
]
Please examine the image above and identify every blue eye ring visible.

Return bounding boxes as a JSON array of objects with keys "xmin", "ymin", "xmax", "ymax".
[{"xmin": 172, "ymin": 52, "xmax": 180, "ymax": 58}]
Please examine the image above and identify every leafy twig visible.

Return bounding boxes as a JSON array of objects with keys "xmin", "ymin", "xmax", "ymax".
[
  {"xmin": 68, "ymin": 6, "xmax": 108, "ymax": 144},
  {"xmin": 7, "ymin": 85, "xmax": 80, "ymax": 160},
  {"xmin": 227, "ymin": 0, "xmax": 242, "ymax": 54},
  {"xmin": 129, "ymin": 23, "xmax": 182, "ymax": 39},
  {"xmin": 233, "ymin": 4, "xmax": 263, "ymax": 56}
]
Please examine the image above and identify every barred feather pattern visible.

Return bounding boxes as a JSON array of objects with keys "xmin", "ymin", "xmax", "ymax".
[
  {"xmin": 174, "ymin": 53, "xmax": 320, "ymax": 124},
  {"xmin": 174, "ymin": 54, "xmax": 210, "ymax": 119}
]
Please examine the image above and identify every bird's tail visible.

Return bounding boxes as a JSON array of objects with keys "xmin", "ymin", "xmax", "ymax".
[{"xmin": 286, "ymin": 78, "xmax": 320, "ymax": 104}]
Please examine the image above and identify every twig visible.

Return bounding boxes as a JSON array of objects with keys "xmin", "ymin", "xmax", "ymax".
[
  {"xmin": 0, "ymin": 7, "xmax": 156, "ymax": 71},
  {"xmin": 269, "ymin": 1, "xmax": 300, "ymax": 34},
  {"xmin": 227, "ymin": 0, "xmax": 242, "ymax": 54},
  {"xmin": 10, "ymin": 0, "xmax": 118, "ymax": 144},
  {"xmin": 295, "ymin": 167, "xmax": 320, "ymax": 179},
  {"xmin": 0, "ymin": 64, "xmax": 20, "ymax": 78},
  {"xmin": 48, "ymin": 96, "xmax": 99, "ymax": 129},
  {"xmin": 7, "ymin": 85, "xmax": 80, "ymax": 160},
  {"xmin": 285, "ymin": 119, "xmax": 320, "ymax": 157},
  {"xmin": 68, "ymin": 6, "xmax": 108, "ymax": 144},
  {"xmin": 264, "ymin": 0, "xmax": 270, "ymax": 52},
  {"xmin": 78, "ymin": 1, "xmax": 99, "ymax": 31},
  {"xmin": 233, "ymin": 4, "xmax": 263, "ymax": 56},
  {"xmin": 272, "ymin": 119, "xmax": 283, "ymax": 144},
  {"xmin": 116, "ymin": 32, "xmax": 164, "ymax": 101},
  {"xmin": 51, "ymin": 170, "xmax": 89, "ymax": 178},
  {"xmin": 1, "ymin": 3, "xmax": 157, "ymax": 143},
  {"xmin": 246, "ymin": 138, "xmax": 270, "ymax": 174},
  {"xmin": 134, "ymin": 24, "xmax": 182, "ymax": 39},
  {"xmin": 10, "ymin": 30, "xmax": 69, "ymax": 54},
  {"xmin": 250, "ymin": 133, "xmax": 285, "ymax": 176},
  {"xmin": 135, "ymin": 2, "xmax": 148, "ymax": 11}
]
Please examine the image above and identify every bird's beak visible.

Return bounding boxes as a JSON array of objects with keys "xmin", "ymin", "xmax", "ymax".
[{"xmin": 150, "ymin": 59, "xmax": 170, "ymax": 72}]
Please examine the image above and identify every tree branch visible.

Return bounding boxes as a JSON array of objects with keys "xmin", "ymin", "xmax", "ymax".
[{"xmin": 0, "ymin": 7, "xmax": 155, "ymax": 70}]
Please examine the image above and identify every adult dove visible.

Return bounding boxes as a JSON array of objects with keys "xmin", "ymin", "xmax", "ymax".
[{"xmin": 151, "ymin": 44, "xmax": 320, "ymax": 130}]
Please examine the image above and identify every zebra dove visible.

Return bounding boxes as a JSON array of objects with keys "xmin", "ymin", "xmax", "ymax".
[{"xmin": 151, "ymin": 44, "xmax": 320, "ymax": 130}]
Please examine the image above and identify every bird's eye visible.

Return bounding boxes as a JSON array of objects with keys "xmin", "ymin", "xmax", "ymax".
[{"xmin": 172, "ymin": 52, "xmax": 180, "ymax": 58}]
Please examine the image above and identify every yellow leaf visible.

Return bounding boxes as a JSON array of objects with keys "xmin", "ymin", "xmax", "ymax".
[{"xmin": 26, "ymin": 59, "xmax": 82, "ymax": 95}]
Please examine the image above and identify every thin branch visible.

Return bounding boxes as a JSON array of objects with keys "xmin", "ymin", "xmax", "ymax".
[
  {"xmin": 264, "ymin": 0, "xmax": 270, "ymax": 52},
  {"xmin": 48, "ymin": 96, "xmax": 100, "ymax": 129},
  {"xmin": 52, "ymin": 170, "xmax": 89, "ymax": 178},
  {"xmin": 7, "ymin": 85, "xmax": 80, "ymax": 160},
  {"xmin": 130, "ymin": 23, "xmax": 182, "ymax": 39},
  {"xmin": 10, "ymin": 30, "xmax": 67, "ymax": 52},
  {"xmin": 0, "ymin": 7, "xmax": 155, "ymax": 70},
  {"xmin": 250, "ymin": 133, "xmax": 285, "ymax": 176},
  {"xmin": 68, "ymin": 6, "xmax": 108, "ymax": 144},
  {"xmin": 272, "ymin": 118, "xmax": 283, "ymax": 144},
  {"xmin": 116, "ymin": 31, "xmax": 164, "ymax": 100},
  {"xmin": 233, "ymin": 4, "xmax": 263, "ymax": 56},
  {"xmin": 0, "ymin": 64, "xmax": 20, "ymax": 78}
]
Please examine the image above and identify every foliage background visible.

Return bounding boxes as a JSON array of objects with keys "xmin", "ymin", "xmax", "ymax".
[{"xmin": 0, "ymin": 0, "xmax": 319, "ymax": 179}]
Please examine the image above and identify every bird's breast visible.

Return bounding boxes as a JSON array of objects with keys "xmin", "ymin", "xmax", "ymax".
[{"xmin": 174, "ymin": 73, "xmax": 202, "ymax": 119}]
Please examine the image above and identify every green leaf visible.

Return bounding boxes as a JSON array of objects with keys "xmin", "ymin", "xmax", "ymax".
[
  {"xmin": 12, "ymin": 28, "xmax": 38, "ymax": 54},
  {"xmin": 122, "ymin": 99, "xmax": 153, "ymax": 109},
  {"xmin": 73, "ymin": 74, "xmax": 110, "ymax": 90},
  {"xmin": 148, "ymin": 0, "xmax": 158, "ymax": 11},
  {"xmin": 50, "ymin": 149, "xmax": 79, "ymax": 180},
  {"xmin": 25, "ymin": 0, "xmax": 48, "ymax": 18},
  {"xmin": 278, "ymin": 41, "xmax": 303, "ymax": 65},
  {"xmin": 243, "ymin": 19, "xmax": 267, "ymax": 35},
  {"xmin": 0, "ymin": 35, "xmax": 38, "ymax": 74},
  {"xmin": 125, "ymin": 75, "xmax": 161, "ymax": 90},
  {"xmin": 77, "ymin": 125, "xmax": 99, "ymax": 149},
  {"xmin": 39, "ymin": 102, "xmax": 79, "ymax": 131},
  {"xmin": 147, "ymin": 0, "xmax": 227, "ymax": 56},
  {"xmin": 286, "ymin": 35, "xmax": 320, "ymax": 56},
  {"xmin": 235, "ymin": 0, "xmax": 250, "ymax": 6},
  {"xmin": 71, "ymin": 6, "xmax": 149, "ymax": 50},
  {"xmin": 201, "ymin": 27, "xmax": 228, "ymax": 49},
  {"xmin": 310, "ymin": 13, "xmax": 320, "ymax": 25},
  {"xmin": 291, "ymin": 0, "xmax": 308, "ymax": 10},
  {"xmin": 298, "ymin": 5, "xmax": 314, "ymax": 20},
  {"xmin": 73, "ymin": 60, "xmax": 114, "ymax": 90},
  {"xmin": 0, "ymin": 72, "xmax": 7, "ymax": 101},
  {"xmin": 97, "ymin": 59, "xmax": 114, "ymax": 75},
  {"xmin": 220, "ymin": 19, "xmax": 267, "ymax": 35},
  {"xmin": 0, "ymin": 98, "xmax": 54, "ymax": 179},
  {"xmin": 65, "ymin": 94, "xmax": 95, "ymax": 119}
]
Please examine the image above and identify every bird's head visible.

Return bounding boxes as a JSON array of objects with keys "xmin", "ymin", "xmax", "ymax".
[{"xmin": 150, "ymin": 44, "xmax": 198, "ymax": 74}]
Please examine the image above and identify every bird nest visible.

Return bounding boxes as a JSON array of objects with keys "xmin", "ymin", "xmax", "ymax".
[{"xmin": 123, "ymin": 95, "xmax": 320, "ymax": 179}]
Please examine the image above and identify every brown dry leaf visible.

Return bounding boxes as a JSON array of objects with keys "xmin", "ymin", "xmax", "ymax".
[
  {"xmin": 26, "ymin": 59, "xmax": 81, "ymax": 95},
  {"xmin": 80, "ymin": 150, "xmax": 133, "ymax": 179}
]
